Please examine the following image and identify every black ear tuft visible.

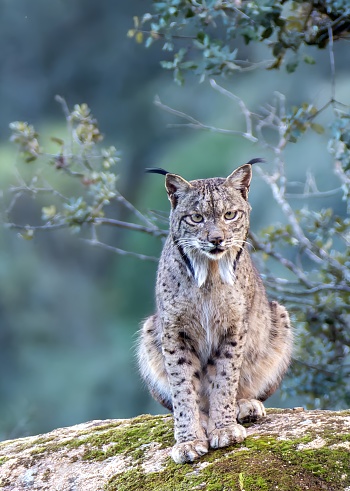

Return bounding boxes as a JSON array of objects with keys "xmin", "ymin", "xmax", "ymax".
[
  {"xmin": 145, "ymin": 167, "xmax": 170, "ymax": 176},
  {"xmin": 246, "ymin": 158, "xmax": 265, "ymax": 166}
]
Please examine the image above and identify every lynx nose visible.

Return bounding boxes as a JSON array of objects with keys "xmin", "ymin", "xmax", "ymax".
[{"xmin": 208, "ymin": 234, "xmax": 224, "ymax": 246}]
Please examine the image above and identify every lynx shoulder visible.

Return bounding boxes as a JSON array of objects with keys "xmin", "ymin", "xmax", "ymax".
[{"xmin": 138, "ymin": 162, "xmax": 293, "ymax": 464}]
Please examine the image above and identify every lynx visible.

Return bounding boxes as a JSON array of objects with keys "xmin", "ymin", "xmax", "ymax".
[{"xmin": 137, "ymin": 161, "xmax": 293, "ymax": 464}]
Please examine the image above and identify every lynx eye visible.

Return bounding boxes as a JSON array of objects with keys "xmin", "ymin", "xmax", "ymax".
[
  {"xmin": 190, "ymin": 213, "xmax": 204, "ymax": 223},
  {"xmin": 224, "ymin": 211, "xmax": 238, "ymax": 221}
]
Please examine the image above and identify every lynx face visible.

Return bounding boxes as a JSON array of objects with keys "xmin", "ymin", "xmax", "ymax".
[{"xmin": 165, "ymin": 165, "xmax": 252, "ymax": 286}]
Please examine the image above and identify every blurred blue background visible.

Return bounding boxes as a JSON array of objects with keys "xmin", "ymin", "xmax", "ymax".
[{"xmin": 0, "ymin": 1, "xmax": 349, "ymax": 440}]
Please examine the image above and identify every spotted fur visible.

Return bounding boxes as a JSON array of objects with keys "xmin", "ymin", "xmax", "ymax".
[{"xmin": 137, "ymin": 163, "xmax": 293, "ymax": 464}]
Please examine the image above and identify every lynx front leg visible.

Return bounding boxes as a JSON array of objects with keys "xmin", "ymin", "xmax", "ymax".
[
  {"xmin": 236, "ymin": 398, "xmax": 266, "ymax": 423},
  {"xmin": 162, "ymin": 328, "xmax": 208, "ymax": 464},
  {"xmin": 207, "ymin": 335, "xmax": 247, "ymax": 449}
]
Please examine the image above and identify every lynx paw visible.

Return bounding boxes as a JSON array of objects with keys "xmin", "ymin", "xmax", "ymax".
[
  {"xmin": 236, "ymin": 399, "xmax": 266, "ymax": 423},
  {"xmin": 171, "ymin": 440, "xmax": 209, "ymax": 464},
  {"xmin": 209, "ymin": 424, "xmax": 246, "ymax": 449}
]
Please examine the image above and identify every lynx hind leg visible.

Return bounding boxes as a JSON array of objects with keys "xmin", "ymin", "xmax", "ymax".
[
  {"xmin": 237, "ymin": 301, "xmax": 292, "ymax": 413},
  {"xmin": 236, "ymin": 399, "xmax": 266, "ymax": 424},
  {"xmin": 257, "ymin": 301, "xmax": 293, "ymax": 401},
  {"xmin": 269, "ymin": 300, "xmax": 292, "ymax": 341},
  {"xmin": 137, "ymin": 315, "xmax": 172, "ymax": 411}
]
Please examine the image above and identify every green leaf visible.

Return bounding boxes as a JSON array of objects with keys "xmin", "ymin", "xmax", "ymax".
[
  {"xmin": 145, "ymin": 36, "xmax": 154, "ymax": 48},
  {"xmin": 18, "ymin": 229, "xmax": 34, "ymax": 240},
  {"xmin": 185, "ymin": 8, "xmax": 195, "ymax": 18},
  {"xmin": 311, "ymin": 123, "xmax": 325, "ymax": 134},
  {"xmin": 162, "ymin": 42, "xmax": 174, "ymax": 51},
  {"xmin": 261, "ymin": 27, "xmax": 273, "ymax": 39},
  {"xmin": 286, "ymin": 58, "xmax": 298, "ymax": 73},
  {"xmin": 303, "ymin": 54, "xmax": 316, "ymax": 65},
  {"xmin": 42, "ymin": 205, "xmax": 57, "ymax": 221},
  {"xmin": 51, "ymin": 137, "xmax": 64, "ymax": 146},
  {"xmin": 25, "ymin": 156, "xmax": 37, "ymax": 163},
  {"xmin": 142, "ymin": 13, "xmax": 152, "ymax": 23},
  {"xmin": 196, "ymin": 31, "xmax": 205, "ymax": 43},
  {"xmin": 174, "ymin": 67, "xmax": 184, "ymax": 86},
  {"xmin": 135, "ymin": 31, "xmax": 143, "ymax": 44},
  {"xmin": 160, "ymin": 60, "xmax": 174, "ymax": 69}
]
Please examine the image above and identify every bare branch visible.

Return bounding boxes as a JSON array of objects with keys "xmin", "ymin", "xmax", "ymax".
[
  {"xmin": 250, "ymin": 232, "xmax": 312, "ymax": 287},
  {"xmin": 5, "ymin": 222, "xmax": 67, "ymax": 232},
  {"xmin": 254, "ymin": 165, "xmax": 350, "ymax": 279},
  {"xmin": 5, "ymin": 216, "xmax": 168, "ymax": 240},
  {"xmin": 93, "ymin": 217, "xmax": 167, "ymax": 238},
  {"xmin": 255, "ymin": 167, "xmax": 320, "ymax": 260},
  {"xmin": 154, "ymin": 96, "xmax": 203, "ymax": 125},
  {"xmin": 9, "ymin": 184, "xmax": 69, "ymax": 202},
  {"xmin": 328, "ymin": 24, "xmax": 336, "ymax": 102},
  {"xmin": 154, "ymin": 94, "xmax": 258, "ymax": 142},
  {"xmin": 264, "ymin": 277, "xmax": 350, "ymax": 295},
  {"xmin": 293, "ymin": 358, "xmax": 338, "ymax": 377},
  {"xmin": 285, "ymin": 188, "xmax": 342, "ymax": 199},
  {"xmin": 82, "ymin": 238, "xmax": 158, "ymax": 262},
  {"xmin": 210, "ymin": 78, "xmax": 256, "ymax": 140},
  {"xmin": 114, "ymin": 191, "xmax": 158, "ymax": 229},
  {"xmin": 55, "ymin": 95, "xmax": 71, "ymax": 120}
]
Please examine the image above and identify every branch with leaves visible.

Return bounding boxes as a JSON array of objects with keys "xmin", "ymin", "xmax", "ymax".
[
  {"xmin": 129, "ymin": 1, "xmax": 350, "ymax": 84},
  {"xmin": 4, "ymin": 99, "xmax": 166, "ymax": 260}
]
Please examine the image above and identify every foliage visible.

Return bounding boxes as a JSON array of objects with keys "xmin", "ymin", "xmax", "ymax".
[
  {"xmin": 3, "ymin": 0, "xmax": 350, "ymax": 409},
  {"xmin": 5, "ymin": 98, "xmax": 165, "ymax": 258},
  {"xmin": 129, "ymin": 0, "xmax": 350, "ymax": 83}
]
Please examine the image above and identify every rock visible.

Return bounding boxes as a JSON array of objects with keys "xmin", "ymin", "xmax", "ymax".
[{"xmin": 0, "ymin": 409, "xmax": 349, "ymax": 490}]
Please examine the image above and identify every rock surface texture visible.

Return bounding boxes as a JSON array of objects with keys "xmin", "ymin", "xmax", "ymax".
[{"xmin": 0, "ymin": 409, "xmax": 349, "ymax": 491}]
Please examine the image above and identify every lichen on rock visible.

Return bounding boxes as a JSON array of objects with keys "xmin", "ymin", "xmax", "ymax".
[{"xmin": 0, "ymin": 409, "xmax": 349, "ymax": 490}]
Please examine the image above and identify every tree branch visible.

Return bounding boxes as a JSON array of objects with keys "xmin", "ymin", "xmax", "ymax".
[
  {"xmin": 93, "ymin": 217, "xmax": 167, "ymax": 238},
  {"xmin": 81, "ymin": 238, "xmax": 158, "ymax": 262},
  {"xmin": 209, "ymin": 79, "xmax": 257, "ymax": 141},
  {"xmin": 114, "ymin": 191, "xmax": 158, "ymax": 229},
  {"xmin": 154, "ymin": 95, "xmax": 258, "ymax": 142},
  {"xmin": 249, "ymin": 232, "xmax": 312, "ymax": 287}
]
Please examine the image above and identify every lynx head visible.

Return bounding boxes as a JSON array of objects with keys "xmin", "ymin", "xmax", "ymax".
[{"xmin": 164, "ymin": 162, "xmax": 257, "ymax": 286}]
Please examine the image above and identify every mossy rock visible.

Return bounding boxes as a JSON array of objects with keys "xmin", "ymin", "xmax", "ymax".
[{"xmin": 0, "ymin": 409, "xmax": 349, "ymax": 490}]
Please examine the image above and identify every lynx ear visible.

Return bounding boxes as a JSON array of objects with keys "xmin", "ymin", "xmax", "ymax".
[
  {"xmin": 165, "ymin": 173, "xmax": 192, "ymax": 208},
  {"xmin": 225, "ymin": 164, "xmax": 252, "ymax": 200}
]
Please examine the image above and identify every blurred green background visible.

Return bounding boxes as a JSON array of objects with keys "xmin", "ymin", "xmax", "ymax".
[{"xmin": 0, "ymin": 1, "xmax": 348, "ymax": 440}]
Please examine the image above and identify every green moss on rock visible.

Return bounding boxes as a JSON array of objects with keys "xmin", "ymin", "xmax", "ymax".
[
  {"xmin": 15, "ymin": 414, "xmax": 173, "ymax": 465},
  {"xmin": 105, "ymin": 431, "xmax": 350, "ymax": 491},
  {"xmin": 1, "ymin": 410, "xmax": 349, "ymax": 490},
  {"xmin": 81, "ymin": 414, "xmax": 173, "ymax": 461}
]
